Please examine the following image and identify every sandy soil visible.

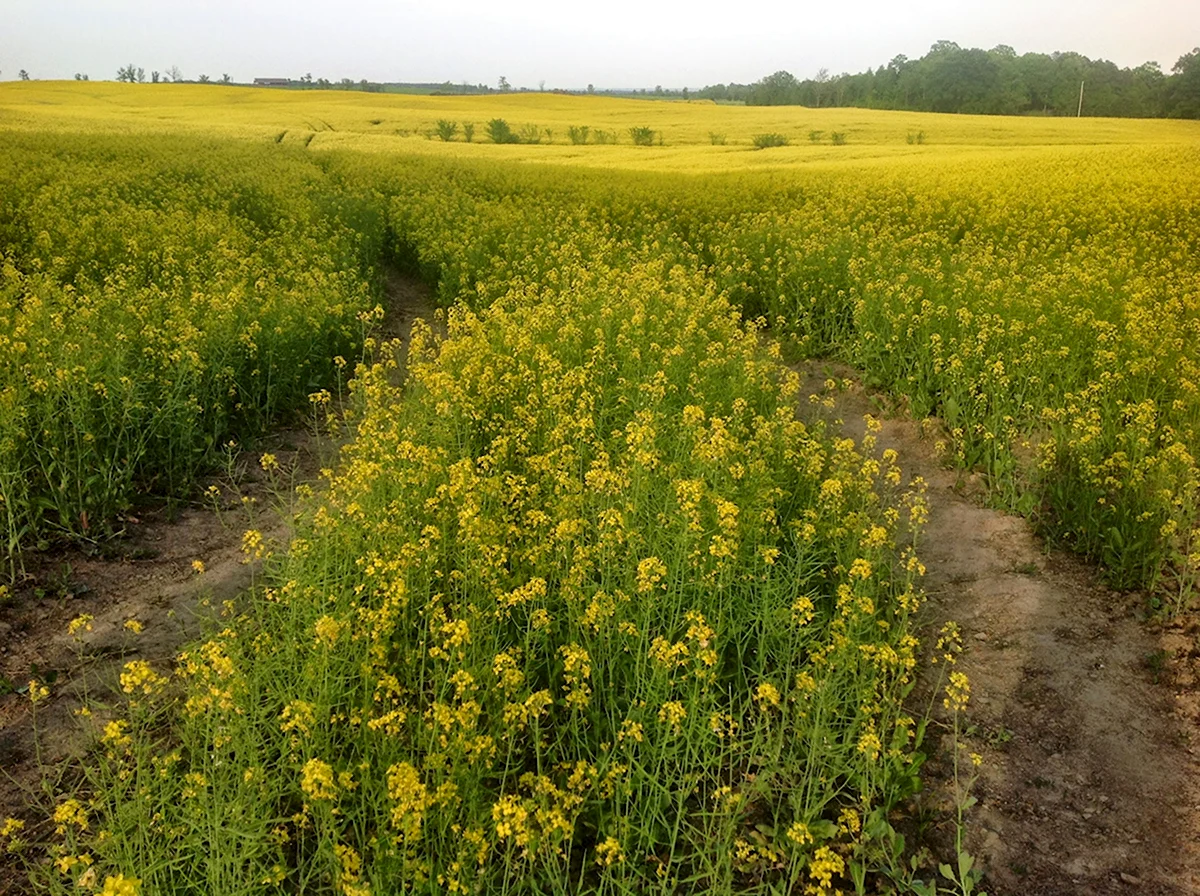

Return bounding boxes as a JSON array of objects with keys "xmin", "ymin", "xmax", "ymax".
[{"xmin": 800, "ymin": 361, "xmax": 1200, "ymax": 895}]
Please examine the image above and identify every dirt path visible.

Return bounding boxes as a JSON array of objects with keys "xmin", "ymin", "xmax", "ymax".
[
  {"xmin": 0, "ymin": 272, "xmax": 437, "ymax": 894},
  {"xmin": 801, "ymin": 362, "xmax": 1200, "ymax": 895},
  {"xmin": 0, "ymin": 430, "xmax": 319, "ymax": 895},
  {"xmin": 380, "ymin": 267, "xmax": 441, "ymax": 342}
]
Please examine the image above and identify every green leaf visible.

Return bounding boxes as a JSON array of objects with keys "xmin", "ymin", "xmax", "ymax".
[
  {"xmin": 958, "ymin": 850, "xmax": 975, "ymax": 878},
  {"xmin": 810, "ymin": 819, "xmax": 840, "ymax": 840}
]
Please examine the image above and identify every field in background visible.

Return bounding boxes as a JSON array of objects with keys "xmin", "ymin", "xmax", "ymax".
[
  {"xmin": 2, "ymin": 81, "xmax": 1197, "ymax": 170},
  {"xmin": 2, "ymin": 83, "xmax": 1199, "ymax": 894}
]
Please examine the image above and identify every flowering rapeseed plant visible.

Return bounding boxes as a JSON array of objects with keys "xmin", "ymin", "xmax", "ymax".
[{"xmin": 18, "ymin": 88, "xmax": 1196, "ymax": 895}]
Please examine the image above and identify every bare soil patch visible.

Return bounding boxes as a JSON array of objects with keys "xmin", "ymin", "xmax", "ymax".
[
  {"xmin": 380, "ymin": 267, "xmax": 441, "ymax": 341},
  {"xmin": 800, "ymin": 361, "xmax": 1200, "ymax": 895}
]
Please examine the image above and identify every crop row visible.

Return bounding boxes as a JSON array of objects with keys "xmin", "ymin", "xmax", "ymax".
[
  {"xmin": 336, "ymin": 146, "xmax": 1200, "ymax": 595},
  {"xmin": 0, "ymin": 134, "xmax": 381, "ymax": 569}
]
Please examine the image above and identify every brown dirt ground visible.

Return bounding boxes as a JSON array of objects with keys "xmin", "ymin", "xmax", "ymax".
[{"xmin": 800, "ymin": 361, "xmax": 1200, "ymax": 895}]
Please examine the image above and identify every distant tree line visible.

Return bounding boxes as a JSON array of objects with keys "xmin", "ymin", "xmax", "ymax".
[
  {"xmin": 113, "ymin": 65, "xmax": 232, "ymax": 85},
  {"xmin": 698, "ymin": 42, "xmax": 1200, "ymax": 118}
]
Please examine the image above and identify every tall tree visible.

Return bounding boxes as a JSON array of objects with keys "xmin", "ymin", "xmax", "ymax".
[
  {"xmin": 1167, "ymin": 48, "xmax": 1200, "ymax": 118},
  {"xmin": 748, "ymin": 70, "xmax": 799, "ymax": 105}
]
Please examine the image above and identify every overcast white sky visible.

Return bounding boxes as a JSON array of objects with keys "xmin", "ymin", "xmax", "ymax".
[{"xmin": 4, "ymin": 0, "xmax": 1198, "ymax": 87}]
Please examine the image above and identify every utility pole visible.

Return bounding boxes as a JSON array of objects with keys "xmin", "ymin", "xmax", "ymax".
[{"xmin": 1077, "ymin": 80, "xmax": 1084, "ymax": 117}]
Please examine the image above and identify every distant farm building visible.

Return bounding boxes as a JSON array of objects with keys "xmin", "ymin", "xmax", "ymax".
[{"xmin": 253, "ymin": 78, "xmax": 291, "ymax": 87}]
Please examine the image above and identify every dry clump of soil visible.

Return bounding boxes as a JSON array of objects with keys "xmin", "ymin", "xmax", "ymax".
[
  {"xmin": 0, "ymin": 272, "xmax": 437, "ymax": 895},
  {"xmin": 800, "ymin": 361, "xmax": 1200, "ymax": 896}
]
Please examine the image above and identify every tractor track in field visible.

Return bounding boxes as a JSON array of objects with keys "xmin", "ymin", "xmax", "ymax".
[
  {"xmin": 0, "ymin": 272, "xmax": 438, "ymax": 895},
  {"xmin": 800, "ymin": 361, "xmax": 1200, "ymax": 895},
  {"xmin": 0, "ymin": 423, "xmax": 324, "ymax": 896}
]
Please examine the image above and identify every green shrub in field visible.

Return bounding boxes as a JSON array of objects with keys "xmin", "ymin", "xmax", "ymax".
[
  {"xmin": 568, "ymin": 125, "xmax": 590, "ymax": 145},
  {"xmin": 487, "ymin": 118, "xmax": 520, "ymax": 144},
  {"xmin": 629, "ymin": 126, "xmax": 655, "ymax": 146},
  {"xmin": 436, "ymin": 119, "xmax": 458, "ymax": 142},
  {"xmin": 752, "ymin": 132, "xmax": 789, "ymax": 149}
]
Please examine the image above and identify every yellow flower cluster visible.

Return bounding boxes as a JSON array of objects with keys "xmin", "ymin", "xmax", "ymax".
[
  {"xmin": 387, "ymin": 762, "xmax": 432, "ymax": 840},
  {"xmin": 593, "ymin": 836, "xmax": 624, "ymax": 867},
  {"xmin": 300, "ymin": 758, "xmax": 338, "ymax": 802},
  {"xmin": 944, "ymin": 671, "xmax": 972, "ymax": 712},
  {"xmin": 1, "ymin": 817, "xmax": 25, "ymax": 853},
  {"xmin": 100, "ymin": 873, "xmax": 140, "ymax": 896},
  {"xmin": 53, "ymin": 799, "xmax": 89, "ymax": 835},
  {"xmin": 118, "ymin": 661, "xmax": 166, "ymax": 697}
]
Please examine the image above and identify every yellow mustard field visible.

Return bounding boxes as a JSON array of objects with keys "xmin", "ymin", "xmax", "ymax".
[
  {"xmin": 2, "ymin": 81, "xmax": 1197, "ymax": 171},
  {"xmin": 1, "ymin": 83, "xmax": 1198, "ymax": 895}
]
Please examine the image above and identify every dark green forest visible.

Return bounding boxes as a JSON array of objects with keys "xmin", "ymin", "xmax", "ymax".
[{"xmin": 699, "ymin": 42, "xmax": 1200, "ymax": 118}]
